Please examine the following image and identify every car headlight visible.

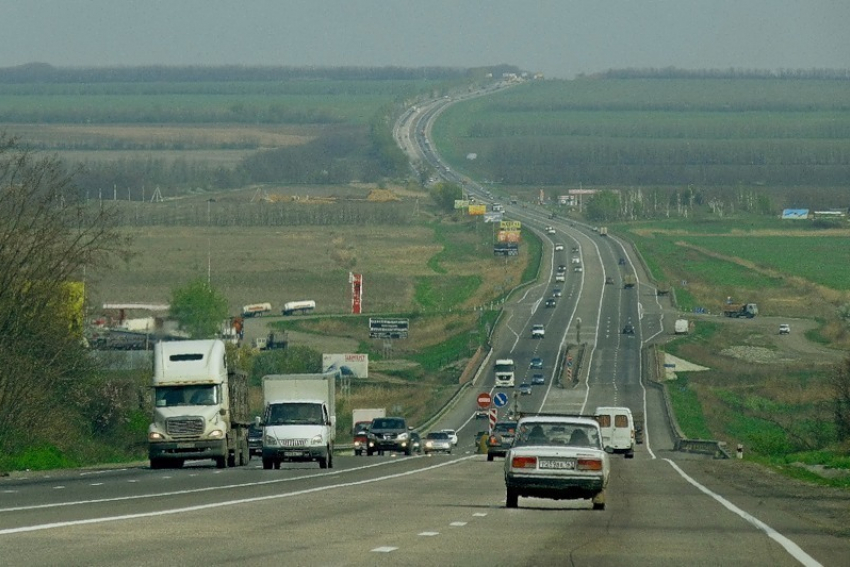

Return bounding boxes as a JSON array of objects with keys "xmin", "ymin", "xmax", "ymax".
[
  {"xmin": 264, "ymin": 435, "xmax": 278, "ymax": 447},
  {"xmin": 398, "ymin": 432, "xmax": 409, "ymax": 441},
  {"xmin": 208, "ymin": 429, "xmax": 224, "ymax": 439},
  {"xmin": 310, "ymin": 434, "xmax": 324, "ymax": 445},
  {"xmin": 148, "ymin": 432, "xmax": 164, "ymax": 441}
]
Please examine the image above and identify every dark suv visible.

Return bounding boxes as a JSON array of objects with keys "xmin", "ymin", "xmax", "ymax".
[{"xmin": 368, "ymin": 417, "xmax": 414, "ymax": 456}]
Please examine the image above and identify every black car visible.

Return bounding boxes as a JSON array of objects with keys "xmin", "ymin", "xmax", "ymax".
[
  {"xmin": 368, "ymin": 416, "xmax": 415, "ymax": 455},
  {"xmin": 552, "ymin": 288, "xmax": 562, "ymax": 297},
  {"xmin": 622, "ymin": 323, "xmax": 635, "ymax": 335},
  {"xmin": 248, "ymin": 423, "xmax": 263, "ymax": 457},
  {"xmin": 545, "ymin": 298, "xmax": 556, "ymax": 308},
  {"xmin": 487, "ymin": 420, "xmax": 518, "ymax": 461}
]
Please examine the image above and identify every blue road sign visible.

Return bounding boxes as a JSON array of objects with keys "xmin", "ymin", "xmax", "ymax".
[{"xmin": 493, "ymin": 392, "xmax": 509, "ymax": 407}]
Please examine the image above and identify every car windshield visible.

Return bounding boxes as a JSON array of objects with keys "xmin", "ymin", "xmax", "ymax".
[
  {"xmin": 372, "ymin": 418, "xmax": 405, "ymax": 430},
  {"xmin": 427, "ymin": 432, "xmax": 448, "ymax": 440},
  {"xmin": 515, "ymin": 422, "xmax": 601, "ymax": 449},
  {"xmin": 266, "ymin": 402, "xmax": 325, "ymax": 425}
]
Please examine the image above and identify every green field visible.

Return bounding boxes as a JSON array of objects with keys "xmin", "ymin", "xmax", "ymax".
[{"xmin": 433, "ymin": 78, "xmax": 850, "ymax": 190}]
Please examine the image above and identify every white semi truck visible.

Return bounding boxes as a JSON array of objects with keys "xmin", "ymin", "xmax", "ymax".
[
  {"xmin": 261, "ymin": 372, "xmax": 337, "ymax": 469},
  {"xmin": 148, "ymin": 339, "xmax": 251, "ymax": 469}
]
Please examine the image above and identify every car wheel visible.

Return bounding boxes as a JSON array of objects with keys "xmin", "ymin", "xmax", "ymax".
[
  {"xmin": 262, "ymin": 458, "xmax": 272, "ymax": 470},
  {"xmin": 355, "ymin": 449, "xmax": 362, "ymax": 456},
  {"xmin": 327, "ymin": 448, "xmax": 334, "ymax": 469},
  {"xmin": 487, "ymin": 453, "xmax": 494, "ymax": 462},
  {"xmin": 626, "ymin": 450, "xmax": 635, "ymax": 459},
  {"xmin": 506, "ymin": 488, "xmax": 519, "ymax": 509},
  {"xmin": 318, "ymin": 456, "xmax": 328, "ymax": 469},
  {"xmin": 592, "ymin": 490, "xmax": 606, "ymax": 510}
]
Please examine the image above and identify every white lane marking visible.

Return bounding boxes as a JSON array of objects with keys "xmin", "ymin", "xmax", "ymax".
[
  {"xmin": 418, "ymin": 532, "xmax": 439, "ymax": 536},
  {"xmin": 127, "ymin": 480, "xmax": 138, "ymax": 483},
  {"xmin": 665, "ymin": 459, "xmax": 823, "ymax": 567},
  {"xmin": 450, "ymin": 521, "xmax": 467, "ymax": 527},
  {"xmin": 0, "ymin": 456, "xmax": 477, "ymax": 535},
  {"xmin": 89, "ymin": 483, "xmax": 104, "ymax": 487},
  {"xmin": 371, "ymin": 547, "xmax": 398, "ymax": 553},
  {"xmin": 472, "ymin": 512, "xmax": 487, "ymax": 517},
  {"xmin": 0, "ymin": 458, "xmax": 416, "ymax": 514},
  {"xmin": 53, "ymin": 486, "xmax": 65, "ymax": 490},
  {"xmin": 2, "ymin": 491, "xmax": 18, "ymax": 494}
]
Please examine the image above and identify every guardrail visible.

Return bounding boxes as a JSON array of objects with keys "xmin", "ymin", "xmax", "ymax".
[{"xmin": 644, "ymin": 345, "xmax": 729, "ymax": 459}]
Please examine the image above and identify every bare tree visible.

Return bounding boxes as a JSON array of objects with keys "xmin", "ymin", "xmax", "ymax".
[{"xmin": 0, "ymin": 135, "xmax": 129, "ymax": 452}]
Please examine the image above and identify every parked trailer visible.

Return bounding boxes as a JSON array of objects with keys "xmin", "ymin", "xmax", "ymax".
[
  {"xmin": 242, "ymin": 302, "xmax": 272, "ymax": 317},
  {"xmin": 282, "ymin": 300, "xmax": 316, "ymax": 316}
]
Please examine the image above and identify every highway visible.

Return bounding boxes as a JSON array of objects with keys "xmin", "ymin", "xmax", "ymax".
[{"xmin": 1, "ymin": 87, "xmax": 846, "ymax": 566}]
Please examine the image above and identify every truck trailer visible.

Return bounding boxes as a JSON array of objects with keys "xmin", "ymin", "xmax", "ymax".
[
  {"xmin": 723, "ymin": 303, "xmax": 758, "ymax": 318},
  {"xmin": 261, "ymin": 373, "xmax": 336, "ymax": 469},
  {"xmin": 148, "ymin": 339, "xmax": 250, "ymax": 469}
]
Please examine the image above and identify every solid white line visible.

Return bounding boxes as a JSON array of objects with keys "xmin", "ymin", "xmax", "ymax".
[
  {"xmin": 0, "ymin": 456, "xmax": 476, "ymax": 535},
  {"xmin": 664, "ymin": 459, "xmax": 823, "ymax": 567}
]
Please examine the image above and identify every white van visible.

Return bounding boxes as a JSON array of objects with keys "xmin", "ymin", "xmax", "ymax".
[{"xmin": 594, "ymin": 406, "xmax": 635, "ymax": 459}]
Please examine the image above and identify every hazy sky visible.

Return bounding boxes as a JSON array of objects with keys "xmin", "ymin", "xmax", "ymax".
[{"xmin": 1, "ymin": 1, "xmax": 848, "ymax": 78}]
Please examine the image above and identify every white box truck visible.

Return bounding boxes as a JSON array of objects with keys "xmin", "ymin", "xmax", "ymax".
[
  {"xmin": 261, "ymin": 373, "xmax": 336, "ymax": 469},
  {"xmin": 148, "ymin": 339, "xmax": 250, "ymax": 469},
  {"xmin": 674, "ymin": 319, "xmax": 690, "ymax": 334}
]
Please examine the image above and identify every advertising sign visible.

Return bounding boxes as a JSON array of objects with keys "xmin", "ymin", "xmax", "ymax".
[
  {"xmin": 500, "ymin": 220, "xmax": 521, "ymax": 231},
  {"xmin": 468, "ymin": 204, "xmax": 487, "ymax": 216},
  {"xmin": 322, "ymin": 353, "xmax": 369, "ymax": 379},
  {"xmin": 497, "ymin": 230, "xmax": 521, "ymax": 243}
]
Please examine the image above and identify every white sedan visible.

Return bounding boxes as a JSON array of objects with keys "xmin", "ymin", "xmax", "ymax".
[
  {"xmin": 554, "ymin": 243, "xmax": 564, "ymax": 251},
  {"xmin": 441, "ymin": 428, "xmax": 459, "ymax": 446},
  {"xmin": 504, "ymin": 416, "xmax": 609, "ymax": 510}
]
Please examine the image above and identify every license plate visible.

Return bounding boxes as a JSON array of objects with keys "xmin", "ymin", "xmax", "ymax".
[
  {"xmin": 176, "ymin": 443, "xmax": 194, "ymax": 449},
  {"xmin": 284, "ymin": 451, "xmax": 304, "ymax": 457},
  {"xmin": 539, "ymin": 459, "xmax": 575, "ymax": 470}
]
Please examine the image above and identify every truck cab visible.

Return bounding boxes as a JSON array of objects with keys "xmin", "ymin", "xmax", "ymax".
[{"xmin": 148, "ymin": 339, "xmax": 250, "ymax": 469}]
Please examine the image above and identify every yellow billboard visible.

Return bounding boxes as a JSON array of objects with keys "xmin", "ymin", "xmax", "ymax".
[{"xmin": 468, "ymin": 205, "xmax": 487, "ymax": 216}]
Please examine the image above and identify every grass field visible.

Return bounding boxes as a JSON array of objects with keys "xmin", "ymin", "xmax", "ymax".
[
  {"xmin": 432, "ymin": 78, "xmax": 850, "ymax": 190},
  {"xmin": 623, "ymin": 217, "xmax": 850, "ymax": 319}
]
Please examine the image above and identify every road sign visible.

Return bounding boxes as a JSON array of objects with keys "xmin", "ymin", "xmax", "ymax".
[
  {"xmin": 477, "ymin": 392, "xmax": 492, "ymax": 408},
  {"xmin": 369, "ymin": 317, "xmax": 409, "ymax": 339},
  {"xmin": 493, "ymin": 392, "xmax": 509, "ymax": 408}
]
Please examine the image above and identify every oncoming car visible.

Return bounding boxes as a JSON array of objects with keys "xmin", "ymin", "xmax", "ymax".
[
  {"xmin": 504, "ymin": 415, "xmax": 609, "ymax": 510},
  {"xmin": 423, "ymin": 431, "xmax": 452, "ymax": 454},
  {"xmin": 487, "ymin": 420, "xmax": 518, "ymax": 461},
  {"xmin": 554, "ymin": 243, "xmax": 564, "ymax": 251},
  {"xmin": 519, "ymin": 383, "xmax": 532, "ymax": 395}
]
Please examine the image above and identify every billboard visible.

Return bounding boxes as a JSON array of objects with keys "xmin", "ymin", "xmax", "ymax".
[
  {"xmin": 497, "ymin": 230, "xmax": 521, "ymax": 243},
  {"xmin": 468, "ymin": 204, "xmax": 487, "ymax": 215},
  {"xmin": 322, "ymin": 353, "xmax": 369, "ymax": 379},
  {"xmin": 454, "ymin": 199, "xmax": 471, "ymax": 209},
  {"xmin": 500, "ymin": 220, "xmax": 521, "ymax": 231},
  {"xmin": 781, "ymin": 209, "xmax": 809, "ymax": 219},
  {"xmin": 369, "ymin": 317, "xmax": 409, "ymax": 339}
]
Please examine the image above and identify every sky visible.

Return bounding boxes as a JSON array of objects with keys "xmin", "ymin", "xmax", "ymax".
[{"xmin": 1, "ymin": 1, "xmax": 848, "ymax": 79}]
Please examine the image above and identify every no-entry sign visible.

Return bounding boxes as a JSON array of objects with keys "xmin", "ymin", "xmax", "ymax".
[{"xmin": 477, "ymin": 392, "xmax": 492, "ymax": 408}]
